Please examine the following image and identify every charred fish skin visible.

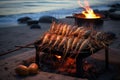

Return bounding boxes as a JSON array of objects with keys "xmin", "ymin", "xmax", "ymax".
[
  {"xmin": 71, "ymin": 37, "xmax": 79, "ymax": 50},
  {"xmin": 52, "ymin": 35, "xmax": 62, "ymax": 49},
  {"xmin": 62, "ymin": 37, "xmax": 74, "ymax": 61},
  {"xmin": 41, "ymin": 33, "xmax": 51, "ymax": 46},
  {"xmin": 83, "ymin": 30, "xmax": 92, "ymax": 39},
  {"xmin": 49, "ymin": 22, "xmax": 56, "ymax": 32},
  {"xmin": 58, "ymin": 36, "xmax": 68, "ymax": 49},
  {"xmin": 74, "ymin": 38, "xmax": 85, "ymax": 53}
]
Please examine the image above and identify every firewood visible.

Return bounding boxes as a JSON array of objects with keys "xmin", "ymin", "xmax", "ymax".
[
  {"xmin": 0, "ymin": 41, "xmax": 35, "ymax": 56},
  {"xmin": 15, "ymin": 45, "xmax": 34, "ymax": 48}
]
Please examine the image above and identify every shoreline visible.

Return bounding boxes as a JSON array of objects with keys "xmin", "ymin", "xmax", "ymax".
[{"xmin": 0, "ymin": 2, "xmax": 119, "ymax": 27}]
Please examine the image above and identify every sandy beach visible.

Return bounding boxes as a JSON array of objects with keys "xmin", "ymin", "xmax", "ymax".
[
  {"xmin": 0, "ymin": 23, "xmax": 50, "ymax": 58},
  {"xmin": 0, "ymin": 0, "xmax": 120, "ymax": 79},
  {"xmin": 0, "ymin": 18, "xmax": 120, "ymax": 80}
]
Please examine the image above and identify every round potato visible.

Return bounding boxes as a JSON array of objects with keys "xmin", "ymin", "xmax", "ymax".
[
  {"xmin": 15, "ymin": 65, "xmax": 29, "ymax": 76},
  {"xmin": 28, "ymin": 63, "xmax": 39, "ymax": 74}
]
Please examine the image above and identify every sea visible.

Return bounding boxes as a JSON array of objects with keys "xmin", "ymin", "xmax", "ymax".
[{"xmin": 0, "ymin": 0, "xmax": 120, "ymax": 27}]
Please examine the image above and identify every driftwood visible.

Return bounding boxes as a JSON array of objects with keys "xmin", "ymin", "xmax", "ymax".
[
  {"xmin": 0, "ymin": 41, "xmax": 36, "ymax": 57},
  {"xmin": 15, "ymin": 45, "xmax": 34, "ymax": 48}
]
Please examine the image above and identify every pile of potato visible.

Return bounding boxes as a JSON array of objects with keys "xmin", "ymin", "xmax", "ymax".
[{"xmin": 15, "ymin": 63, "xmax": 39, "ymax": 76}]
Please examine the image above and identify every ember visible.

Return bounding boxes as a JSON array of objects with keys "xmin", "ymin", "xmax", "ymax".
[{"xmin": 55, "ymin": 55, "xmax": 62, "ymax": 59}]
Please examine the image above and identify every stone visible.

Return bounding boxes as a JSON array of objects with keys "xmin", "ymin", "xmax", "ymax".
[
  {"xmin": 30, "ymin": 24, "xmax": 41, "ymax": 29},
  {"xmin": 108, "ymin": 8, "xmax": 117, "ymax": 12},
  {"xmin": 109, "ymin": 11, "xmax": 120, "ymax": 20},
  {"xmin": 17, "ymin": 16, "xmax": 32, "ymax": 23},
  {"xmin": 39, "ymin": 16, "xmax": 58, "ymax": 23},
  {"xmin": 105, "ymin": 31, "xmax": 116, "ymax": 40},
  {"xmin": 110, "ymin": 3, "xmax": 120, "ymax": 8},
  {"xmin": 110, "ymin": 3, "xmax": 120, "ymax": 11},
  {"xmin": 27, "ymin": 20, "xmax": 39, "ymax": 25}
]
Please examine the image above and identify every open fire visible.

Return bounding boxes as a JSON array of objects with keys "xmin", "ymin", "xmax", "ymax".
[
  {"xmin": 55, "ymin": 55, "xmax": 62, "ymax": 59},
  {"xmin": 77, "ymin": 0, "xmax": 101, "ymax": 19},
  {"xmin": 66, "ymin": 0, "xmax": 105, "ymax": 27}
]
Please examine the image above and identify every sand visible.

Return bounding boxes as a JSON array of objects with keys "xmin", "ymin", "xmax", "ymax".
[
  {"xmin": 0, "ymin": 23, "xmax": 50, "ymax": 59},
  {"xmin": 0, "ymin": 18, "xmax": 75, "ymax": 59},
  {"xmin": 0, "ymin": 18, "xmax": 120, "ymax": 80}
]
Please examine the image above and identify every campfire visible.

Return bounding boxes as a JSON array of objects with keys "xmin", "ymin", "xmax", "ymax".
[
  {"xmin": 66, "ymin": 0, "xmax": 104, "ymax": 27},
  {"xmin": 34, "ymin": 22, "xmax": 114, "ymax": 78},
  {"xmin": 77, "ymin": 0, "xmax": 101, "ymax": 19}
]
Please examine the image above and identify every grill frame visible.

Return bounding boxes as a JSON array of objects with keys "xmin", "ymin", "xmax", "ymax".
[
  {"xmin": 34, "ymin": 40, "xmax": 109, "ymax": 77},
  {"xmin": 33, "ymin": 22, "xmax": 111, "ymax": 77}
]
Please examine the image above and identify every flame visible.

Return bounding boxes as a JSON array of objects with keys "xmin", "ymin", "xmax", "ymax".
[
  {"xmin": 55, "ymin": 55, "xmax": 62, "ymax": 59},
  {"xmin": 78, "ymin": 0, "xmax": 100, "ymax": 18}
]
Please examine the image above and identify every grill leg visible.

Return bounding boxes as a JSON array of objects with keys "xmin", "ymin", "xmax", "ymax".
[
  {"xmin": 35, "ymin": 45, "xmax": 40, "ymax": 67},
  {"xmin": 105, "ymin": 45, "xmax": 109, "ymax": 69},
  {"xmin": 76, "ymin": 55, "xmax": 84, "ymax": 77}
]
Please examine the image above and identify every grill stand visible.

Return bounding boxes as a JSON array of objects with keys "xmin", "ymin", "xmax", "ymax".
[
  {"xmin": 35, "ymin": 45, "xmax": 40, "ymax": 67},
  {"xmin": 105, "ymin": 45, "xmax": 109, "ymax": 70},
  {"xmin": 35, "ymin": 44, "xmax": 109, "ymax": 77},
  {"xmin": 76, "ymin": 46, "xmax": 109, "ymax": 77}
]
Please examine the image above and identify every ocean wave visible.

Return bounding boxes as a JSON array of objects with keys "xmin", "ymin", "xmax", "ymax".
[
  {"xmin": 0, "ymin": 5, "xmax": 110, "ymax": 22},
  {"xmin": 0, "ymin": 0, "xmax": 119, "ymax": 27}
]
